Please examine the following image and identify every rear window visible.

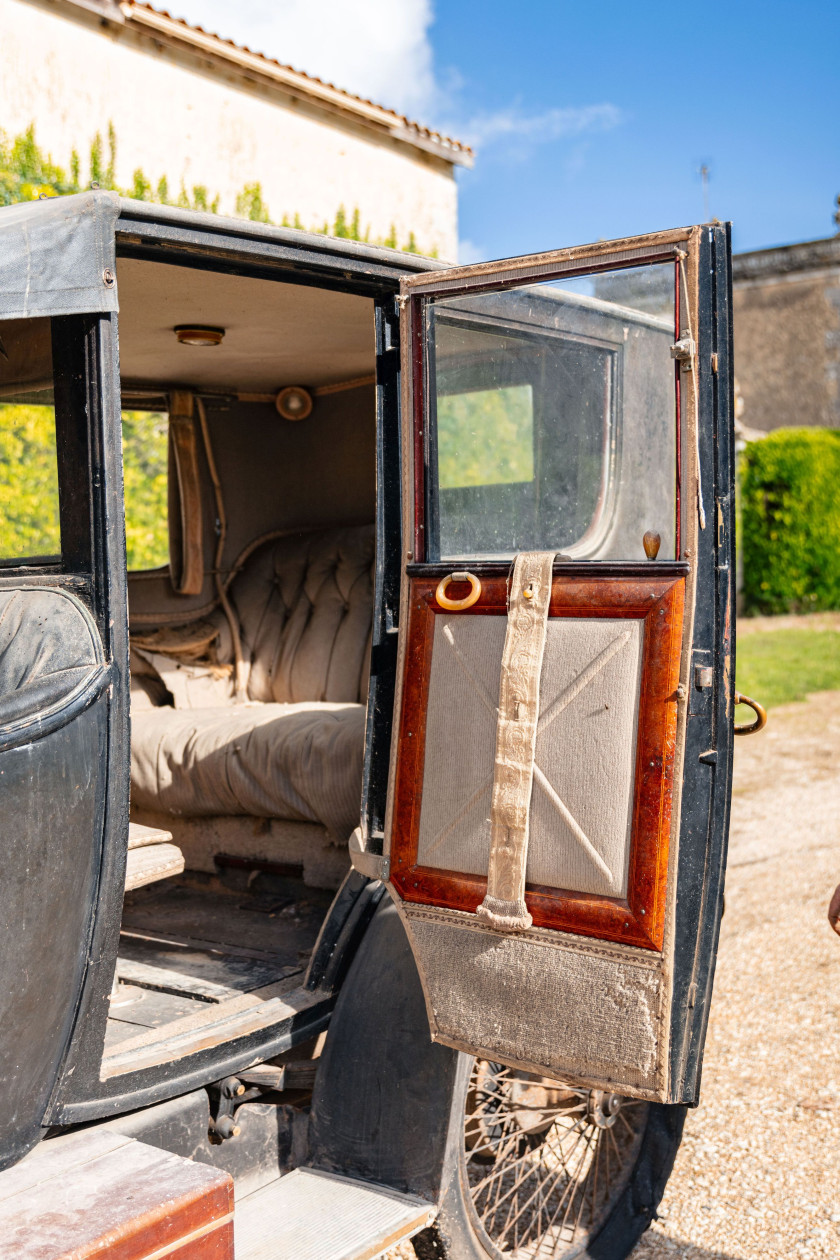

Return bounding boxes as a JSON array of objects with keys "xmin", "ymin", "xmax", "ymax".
[{"xmin": 122, "ymin": 409, "xmax": 169, "ymax": 571}]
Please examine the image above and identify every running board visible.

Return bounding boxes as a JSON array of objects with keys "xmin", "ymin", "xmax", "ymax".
[{"xmin": 235, "ymin": 1167, "xmax": 435, "ymax": 1260}]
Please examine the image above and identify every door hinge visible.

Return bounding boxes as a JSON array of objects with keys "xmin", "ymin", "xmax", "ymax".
[
  {"xmin": 689, "ymin": 651, "xmax": 714, "ymax": 717},
  {"xmin": 670, "ymin": 336, "xmax": 696, "ymax": 368},
  {"xmin": 694, "ymin": 665, "xmax": 713, "ymax": 689},
  {"xmin": 349, "ymin": 827, "xmax": 390, "ymax": 881},
  {"xmin": 384, "ymin": 607, "xmax": 399, "ymax": 635}
]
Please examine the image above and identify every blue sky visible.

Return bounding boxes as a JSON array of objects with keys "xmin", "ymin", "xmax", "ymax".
[{"xmin": 171, "ymin": 0, "xmax": 839, "ymax": 261}]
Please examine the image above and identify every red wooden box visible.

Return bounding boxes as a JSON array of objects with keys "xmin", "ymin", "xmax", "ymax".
[{"xmin": 0, "ymin": 1129, "xmax": 234, "ymax": 1259}]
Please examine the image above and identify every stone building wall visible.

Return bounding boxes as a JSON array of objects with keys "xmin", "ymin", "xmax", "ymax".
[
  {"xmin": 0, "ymin": 0, "xmax": 468, "ymax": 260},
  {"xmin": 732, "ymin": 236, "xmax": 840, "ymax": 432}
]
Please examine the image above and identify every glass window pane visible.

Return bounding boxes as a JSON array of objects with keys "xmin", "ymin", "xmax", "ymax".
[
  {"xmin": 121, "ymin": 410, "xmax": 169, "ymax": 571},
  {"xmin": 0, "ymin": 400, "xmax": 60, "ymax": 560},
  {"xmin": 0, "ymin": 317, "xmax": 61, "ymax": 562},
  {"xmin": 425, "ymin": 261, "xmax": 677, "ymax": 562},
  {"xmin": 438, "ymin": 385, "xmax": 534, "ymax": 488}
]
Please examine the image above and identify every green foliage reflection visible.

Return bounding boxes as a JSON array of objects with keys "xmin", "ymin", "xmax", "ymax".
[
  {"xmin": 0, "ymin": 403, "xmax": 60, "ymax": 558},
  {"xmin": 0, "ymin": 404, "xmax": 169, "ymax": 569},
  {"xmin": 122, "ymin": 411, "xmax": 169, "ymax": 571},
  {"xmin": 437, "ymin": 385, "xmax": 534, "ymax": 488}
]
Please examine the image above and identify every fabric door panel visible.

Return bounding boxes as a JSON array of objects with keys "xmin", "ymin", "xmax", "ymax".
[
  {"xmin": 390, "ymin": 569, "xmax": 683, "ymax": 952},
  {"xmin": 416, "ymin": 613, "xmax": 645, "ymax": 896}
]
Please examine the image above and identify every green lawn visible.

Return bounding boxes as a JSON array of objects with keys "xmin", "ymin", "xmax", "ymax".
[{"xmin": 736, "ymin": 626, "xmax": 840, "ymax": 710}]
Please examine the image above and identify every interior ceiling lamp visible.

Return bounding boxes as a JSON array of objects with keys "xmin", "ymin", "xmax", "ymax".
[
  {"xmin": 275, "ymin": 385, "xmax": 313, "ymax": 421},
  {"xmin": 174, "ymin": 326, "xmax": 225, "ymax": 347}
]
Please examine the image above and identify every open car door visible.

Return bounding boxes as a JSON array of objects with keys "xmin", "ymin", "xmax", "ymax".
[{"xmin": 382, "ymin": 224, "xmax": 735, "ymax": 1104}]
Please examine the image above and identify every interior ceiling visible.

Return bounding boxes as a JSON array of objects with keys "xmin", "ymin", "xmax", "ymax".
[{"xmin": 117, "ymin": 258, "xmax": 376, "ymax": 393}]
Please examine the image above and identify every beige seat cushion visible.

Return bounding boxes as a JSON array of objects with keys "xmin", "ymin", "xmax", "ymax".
[
  {"xmin": 233, "ymin": 524, "xmax": 375, "ymax": 705},
  {"xmin": 131, "ymin": 702, "xmax": 365, "ymax": 839}
]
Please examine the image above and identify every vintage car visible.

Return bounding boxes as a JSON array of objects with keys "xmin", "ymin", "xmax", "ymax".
[{"xmin": 0, "ymin": 193, "xmax": 762, "ymax": 1259}]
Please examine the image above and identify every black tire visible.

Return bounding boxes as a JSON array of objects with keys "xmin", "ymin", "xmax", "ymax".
[{"xmin": 413, "ymin": 1056, "xmax": 686, "ymax": 1260}]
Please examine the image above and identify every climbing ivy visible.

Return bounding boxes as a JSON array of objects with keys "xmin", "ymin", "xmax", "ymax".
[{"xmin": 0, "ymin": 123, "xmax": 434, "ymax": 254}]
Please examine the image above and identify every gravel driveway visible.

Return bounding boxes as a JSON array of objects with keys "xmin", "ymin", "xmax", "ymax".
[
  {"xmin": 632, "ymin": 686, "xmax": 840, "ymax": 1259},
  {"xmin": 389, "ymin": 684, "xmax": 840, "ymax": 1260}
]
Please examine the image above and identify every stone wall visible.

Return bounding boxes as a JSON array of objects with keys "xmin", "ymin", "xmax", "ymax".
[{"xmin": 733, "ymin": 236, "xmax": 840, "ymax": 432}]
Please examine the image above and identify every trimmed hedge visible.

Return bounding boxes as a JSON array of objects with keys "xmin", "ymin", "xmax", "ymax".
[{"xmin": 740, "ymin": 427, "xmax": 840, "ymax": 614}]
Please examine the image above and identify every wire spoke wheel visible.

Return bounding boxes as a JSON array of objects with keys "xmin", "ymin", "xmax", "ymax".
[{"xmin": 462, "ymin": 1060, "xmax": 650, "ymax": 1259}]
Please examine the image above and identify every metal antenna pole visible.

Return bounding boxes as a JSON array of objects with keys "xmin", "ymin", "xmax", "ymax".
[{"xmin": 699, "ymin": 164, "xmax": 710, "ymax": 222}]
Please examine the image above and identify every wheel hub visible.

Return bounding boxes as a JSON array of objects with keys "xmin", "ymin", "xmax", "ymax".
[{"xmin": 586, "ymin": 1089, "xmax": 623, "ymax": 1129}]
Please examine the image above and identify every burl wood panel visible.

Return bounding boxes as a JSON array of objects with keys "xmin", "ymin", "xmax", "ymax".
[{"xmin": 390, "ymin": 571, "xmax": 685, "ymax": 951}]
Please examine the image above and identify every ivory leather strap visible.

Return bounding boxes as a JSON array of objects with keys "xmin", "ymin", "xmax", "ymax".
[{"xmin": 476, "ymin": 551, "xmax": 556, "ymax": 932}]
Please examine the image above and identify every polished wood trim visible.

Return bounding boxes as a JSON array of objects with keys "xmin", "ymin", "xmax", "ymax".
[{"xmin": 390, "ymin": 572, "xmax": 685, "ymax": 951}]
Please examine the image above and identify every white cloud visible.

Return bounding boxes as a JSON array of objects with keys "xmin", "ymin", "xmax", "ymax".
[
  {"xmin": 167, "ymin": 0, "xmax": 438, "ymax": 117},
  {"xmin": 459, "ymin": 103, "xmax": 623, "ymax": 151},
  {"xmin": 457, "ymin": 238, "xmax": 486, "ymax": 264},
  {"xmin": 166, "ymin": 3, "xmax": 622, "ymax": 157}
]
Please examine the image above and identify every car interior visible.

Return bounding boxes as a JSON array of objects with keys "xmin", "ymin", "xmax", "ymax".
[{"xmin": 106, "ymin": 259, "xmax": 380, "ymax": 1071}]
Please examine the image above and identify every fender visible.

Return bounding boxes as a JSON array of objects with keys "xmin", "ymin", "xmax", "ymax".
[{"xmin": 308, "ymin": 898, "xmax": 461, "ymax": 1201}]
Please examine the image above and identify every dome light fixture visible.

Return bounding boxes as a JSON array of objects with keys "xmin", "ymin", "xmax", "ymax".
[
  {"xmin": 275, "ymin": 385, "xmax": 313, "ymax": 421},
  {"xmin": 174, "ymin": 326, "xmax": 225, "ymax": 347}
]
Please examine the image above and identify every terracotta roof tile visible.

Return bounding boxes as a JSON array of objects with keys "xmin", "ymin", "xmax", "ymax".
[{"xmin": 124, "ymin": 2, "xmax": 472, "ymax": 160}]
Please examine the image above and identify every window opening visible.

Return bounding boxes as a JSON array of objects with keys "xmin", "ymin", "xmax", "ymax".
[
  {"xmin": 0, "ymin": 317, "xmax": 60, "ymax": 564},
  {"xmin": 423, "ymin": 260, "xmax": 677, "ymax": 563},
  {"xmin": 122, "ymin": 408, "xmax": 169, "ymax": 571}
]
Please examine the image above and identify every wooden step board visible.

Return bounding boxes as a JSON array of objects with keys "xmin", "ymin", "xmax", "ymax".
[
  {"xmin": 125, "ymin": 842, "xmax": 185, "ymax": 891},
  {"xmin": 125, "ymin": 822, "xmax": 183, "ymax": 892},
  {"xmin": 235, "ymin": 1167, "xmax": 434, "ymax": 1260},
  {"xmin": 0, "ymin": 1128, "xmax": 233, "ymax": 1259},
  {"xmin": 128, "ymin": 821, "xmax": 175, "ymax": 850}
]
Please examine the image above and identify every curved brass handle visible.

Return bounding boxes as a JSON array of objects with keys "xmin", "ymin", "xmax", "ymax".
[
  {"xmin": 734, "ymin": 691, "xmax": 767, "ymax": 736},
  {"xmin": 435, "ymin": 571, "xmax": 482, "ymax": 612}
]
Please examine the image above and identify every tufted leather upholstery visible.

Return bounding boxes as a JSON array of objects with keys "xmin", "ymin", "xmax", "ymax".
[
  {"xmin": 130, "ymin": 525, "xmax": 374, "ymax": 838},
  {"xmin": 235, "ymin": 525, "xmax": 374, "ymax": 705}
]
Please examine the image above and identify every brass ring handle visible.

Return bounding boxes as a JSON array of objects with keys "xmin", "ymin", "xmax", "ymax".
[
  {"xmin": 435, "ymin": 571, "xmax": 482, "ymax": 612},
  {"xmin": 734, "ymin": 691, "xmax": 767, "ymax": 736}
]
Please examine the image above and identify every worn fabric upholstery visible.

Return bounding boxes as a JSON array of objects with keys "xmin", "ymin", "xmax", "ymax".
[
  {"xmin": 130, "ymin": 525, "xmax": 374, "ymax": 836},
  {"xmin": 234, "ymin": 525, "xmax": 374, "ymax": 705},
  {"xmin": 131, "ymin": 702, "xmax": 365, "ymax": 837}
]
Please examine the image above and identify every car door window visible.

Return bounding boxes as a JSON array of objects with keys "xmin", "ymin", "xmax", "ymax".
[{"xmin": 425, "ymin": 262, "xmax": 677, "ymax": 562}]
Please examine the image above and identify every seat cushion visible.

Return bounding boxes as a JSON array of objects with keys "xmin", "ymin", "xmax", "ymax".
[
  {"xmin": 131, "ymin": 702, "xmax": 365, "ymax": 839},
  {"xmin": 232, "ymin": 525, "xmax": 375, "ymax": 705}
]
